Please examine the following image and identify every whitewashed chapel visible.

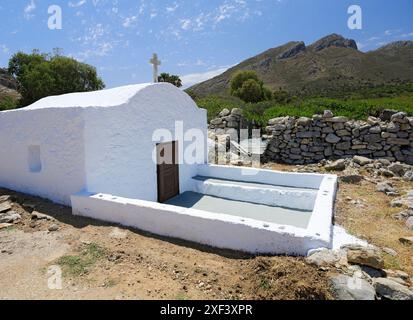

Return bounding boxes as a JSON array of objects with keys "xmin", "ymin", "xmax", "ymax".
[{"xmin": 0, "ymin": 83, "xmax": 208, "ymax": 205}]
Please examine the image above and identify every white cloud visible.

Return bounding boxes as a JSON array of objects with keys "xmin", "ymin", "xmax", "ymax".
[
  {"xmin": 24, "ymin": 0, "xmax": 36, "ymax": 20},
  {"xmin": 400, "ymin": 32, "xmax": 413, "ymax": 38},
  {"xmin": 123, "ymin": 16, "xmax": 138, "ymax": 28},
  {"xmin": 166, "ymin": 4, "xmax": 179, "ymax": 13},
  {"xmin": 0, "ymin": 44, "xmax": 9, "ymax": 54},
  {"xmin": 180, "ymin": 19, "xmax": 191, "ymax": 30},
  {"xmin": 69, "ymin": 0, "xmax": 86, "ymax": 8},
  {"xmin": 181, "ymin": 66, "xmax": 230, "ymax": 89}
]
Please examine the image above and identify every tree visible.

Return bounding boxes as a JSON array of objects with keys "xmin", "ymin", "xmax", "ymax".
[
  {"xmin": 158, "ymin": 73, "xmax": 182, "ymax": 88},
  {"xmin": 8, "ymin": 50, "xmax": 105, "ymax": 106},
  {"xmin": 229, "ymin": 70, "xmax": 271, "ymax": 103}
]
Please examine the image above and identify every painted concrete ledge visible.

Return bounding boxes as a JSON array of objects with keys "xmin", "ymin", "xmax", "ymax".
[{"xmin": 71, "ymin": 175, "xmax": 337, "ymax": 256}]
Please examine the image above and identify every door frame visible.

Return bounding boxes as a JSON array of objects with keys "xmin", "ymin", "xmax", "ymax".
[{"xmin": 156, "ymin": 141, "xmax": 180, "ymax": 203}]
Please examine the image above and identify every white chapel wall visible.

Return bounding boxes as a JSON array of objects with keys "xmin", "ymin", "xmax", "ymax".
[{"xmin": 0, "ymin": 108, "xmax": 86, "ymax": 205}]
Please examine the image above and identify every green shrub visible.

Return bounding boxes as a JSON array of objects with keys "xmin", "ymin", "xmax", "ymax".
[
  {"xmin": 196, "ymin": 96, "xmax": 244, "ymax": 121},
  {"xmin": 0, "ymin": 96, "xmax": 18, "ymax": 111}
]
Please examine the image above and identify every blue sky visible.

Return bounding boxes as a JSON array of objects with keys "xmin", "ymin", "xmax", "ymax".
[{"xmin": 0, "ymin": 0, "xmax": 412, "ymax": 88}]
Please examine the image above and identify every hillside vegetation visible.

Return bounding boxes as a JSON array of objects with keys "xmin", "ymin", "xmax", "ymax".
[
  {"xmin": 189, "ymin": 34, "xmax": 413, "ymax": 99},
  {"xmin": 197, "ymin": 83, "xmax": 413, "ymax": 125}
]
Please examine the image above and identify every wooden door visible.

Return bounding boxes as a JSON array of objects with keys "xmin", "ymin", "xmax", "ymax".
[{"xmin": 157, "ymin": 141, "xmax": 180, "ymax": 203}]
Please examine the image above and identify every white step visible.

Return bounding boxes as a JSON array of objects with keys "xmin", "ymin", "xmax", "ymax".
[{"xmin": 192, "ymin": 176, "xmax": 318, "ymax": 211}]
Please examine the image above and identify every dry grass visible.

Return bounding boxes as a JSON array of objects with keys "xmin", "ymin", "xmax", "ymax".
[{"xmin": 335, "ymin": 178, "xmax": 413, "ymax": 274}]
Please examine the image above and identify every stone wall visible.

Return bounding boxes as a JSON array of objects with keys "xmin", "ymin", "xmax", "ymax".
[
  {"xmin": 208, "ymin": 108, "xmax": 247, "ymax": 135},
  {"xmin": 263, "ymin": 110, "xmax": 413, "ymax": 165}
]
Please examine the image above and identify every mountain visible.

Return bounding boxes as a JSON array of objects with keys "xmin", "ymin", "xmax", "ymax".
[
  {"xmin": 0, "ymin": 68, "xmax": 19, "ymax": 104},
  {"xmin": 188, "ymin": 34, "xmax": 413, "ymax": 98}
]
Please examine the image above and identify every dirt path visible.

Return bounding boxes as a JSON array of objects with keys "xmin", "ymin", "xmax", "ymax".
[{"xmin": 0, "ymin": 187, "xmax": 331, "ymax": 300}]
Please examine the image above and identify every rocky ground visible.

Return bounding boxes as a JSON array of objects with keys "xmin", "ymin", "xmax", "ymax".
[{"xmin": 1, "ymin": 159, "xmax": 413, "ymax": 300}]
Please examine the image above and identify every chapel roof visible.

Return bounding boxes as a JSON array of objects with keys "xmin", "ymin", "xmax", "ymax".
[{"xmin": 20, "ymin": 83, "xmax": 169, "ymax": 110}]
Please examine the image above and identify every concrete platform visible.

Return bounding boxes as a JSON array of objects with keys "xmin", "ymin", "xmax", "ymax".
[{"xmin": 166, "ymin": 191, "xmax": 313, "ymax": 229}]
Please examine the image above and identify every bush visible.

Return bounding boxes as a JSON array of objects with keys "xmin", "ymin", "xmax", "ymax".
[
  {"xmin": 196, "ymin": 96, "xmax": 244, "ymax": 121},
  {"xmin": 230, "ymin": 70, "xmax": 271, "ymax": 103},
  {"xmin": 8, "ymin": 50, "xmax": 105, "ymax": 106},
  {"xmin": 242, "ymin": 95, "xmax": 413, "ymax": 126},
  {"xmin": 0, "ymin": 96, "xmax": 18, "ymax": 111}
]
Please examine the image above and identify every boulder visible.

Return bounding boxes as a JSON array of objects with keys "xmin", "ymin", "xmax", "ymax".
[
  {"xmin": 330, "ymin": 274, "xmax": 376, "ymax": 300},
  {"xmin": 373, "ymin": 278, "xmax": 413, "ymax": 300},
  {"xmin": 346, "ymin": 247, "xmax": 384, "ymax": 269}
]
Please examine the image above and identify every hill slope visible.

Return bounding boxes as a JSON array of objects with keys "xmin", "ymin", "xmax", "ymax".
[
  {"xmin": 188, "ymin": 34, "xmax": 413, "ymax": 98},
  {"xmin": 0, "ymin": 68, "xmax": 19, "ymax": 105}
]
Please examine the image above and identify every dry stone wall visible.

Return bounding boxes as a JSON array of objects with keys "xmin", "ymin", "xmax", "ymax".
[
  {"xmin": 263, "ymin": 110, "xmax": 413, "ymax": 165},
  {"xmin": 208, "ymin": 108, "xmax": 247, "ymax": 134}
]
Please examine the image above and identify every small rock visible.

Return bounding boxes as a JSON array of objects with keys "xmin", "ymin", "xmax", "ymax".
[
  {"xmin": 353, "ymin": 156, "xmax": 373, "ymax": 166},
  {"xmin": 384, "ymin": 270, "xmax": 409, "ymax": 281},
  {"xmin": 48, "ymin": 224, "xmax": 59, "ymax": 232},
  {"xmin": 376, "ymin": 182, "xmax": 398, "ymax": 196},
  {"xmin": 325, "ymin": 133, "xmax": 341, "ymax": 144},
  {"xmin": 0, "ymin": 195, "xmax": 11, "ymax": 203},
  {"xmin": 346, "ymin": 247, "xmax": 384, "ymax": 269},
  {"xmin": 403, "ymin": 171, "xmax": 413, "ymax": 182},
  {"xmin": 0, "ymin": 223, "xmax": 13, "ymax": 230},
  {"xmin": 393, "ymin": 209, "xmax": 413, "ymax": 221},
  {"xmin": 0, "ymin": 202, "xmax": 12, "ymax": 213},
  {"xmin": 406, "ymin": 217, "xmax": 413, "ymax": 230},
  {"xmin": 306, "ymin": 249, "xmax": 345, "ymax": 267},
  {"xmin": 31, "ymin": 211, "xmax": 55, "ymax": 221},
  {"xmin": 330, "ymin": 274, "xmax": 376, "ymax": 300},
  {"xmin": 388, "ymin": 163, "xmax": 407, "ymax": 176},
  {"xmin": 399, "ymin": 236, "xmax": 413, "ymax": 245},
  {"xmin": 323, "ymin": 110, "xmax": 334, "ymax": 118},
  {"xmin": 325, "ymin": 159, "xmax": 346, "ymax": 171},
  {"xmin": 231, "ymin": 108, "xmax": 242, "ymax": 116},
  {"xmin": 109, "ymin": 227, "xmax": 128, "ymax": 240},
  {"xmin": 219, "ymin": 108, "xmax": 230, "ymax": 117},
  {"xmin": 374, "ymin": 278, "xmax": 413, "ymax": 300},
  {"xmin": 0, "ymin": 211, "xmax": 21, "ymax": 223},
  {"xmin": 382, "ymin": 247, "xmax": 397, "ymax": 257},
  {"xmin": 340, "ymin": 170, "xmax": 363, "ymax": 184}
]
